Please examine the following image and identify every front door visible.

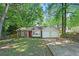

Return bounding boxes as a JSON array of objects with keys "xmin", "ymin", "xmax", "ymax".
[{"xmin": 29, "ymin": 31, "xmax": 32, "ymax": 37}]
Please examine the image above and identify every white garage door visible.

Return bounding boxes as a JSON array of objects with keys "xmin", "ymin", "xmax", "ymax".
[{"xmin": 42, "ymin": 27, "xmax": 59, "ymax": 38}]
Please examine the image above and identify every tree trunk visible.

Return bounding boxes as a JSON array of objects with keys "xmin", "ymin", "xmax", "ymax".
[
  {"xmin": 62, "ymin": 3, "xmax": 67, "ymax": 37},
  {"xmin": 0, "ymin": 4, "xmax": 9, "ymax": 39}
]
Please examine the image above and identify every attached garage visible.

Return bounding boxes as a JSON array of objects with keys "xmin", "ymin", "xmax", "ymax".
[{"xmin": 42, "ymin": 27, "xmax": 60, "ymax": 38}]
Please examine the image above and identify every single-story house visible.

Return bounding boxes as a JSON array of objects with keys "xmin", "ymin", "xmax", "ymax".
[
  {"xmin": 16, "ymin": 26, "xmax": 60, "ymax": 38},
  {"xmin": 16, "ymin": 27, "xmax": 33, "ymax": 38}
]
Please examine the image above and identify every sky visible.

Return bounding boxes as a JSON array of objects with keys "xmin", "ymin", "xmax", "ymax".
[
  {"xmin": 40, "ymin": 4, "xmax": 49, "ymax": 21},
  {"xmin": 41, "ymin": 3, "xmax": 48, "ymax": 12}
]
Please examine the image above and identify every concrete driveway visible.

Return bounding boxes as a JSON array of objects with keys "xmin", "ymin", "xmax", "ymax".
[{"xmin": 48, "ymin": 43, "xmax": 79, "ymax": 56}]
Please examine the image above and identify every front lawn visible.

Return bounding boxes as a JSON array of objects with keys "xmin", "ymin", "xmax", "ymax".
[{"xmin": 0, "ymin": 38, "xmax": 52, "ymax": 56}]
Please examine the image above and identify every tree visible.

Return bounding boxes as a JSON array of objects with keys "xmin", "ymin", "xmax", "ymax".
[
  {"xmin": 69, "ymin": 10, "xmax": 79, "ymax": 27},
  {"xmin": 61, "ymin": 3, "xmax": 67, "ymax": 37},
  {"xmin": 41, "ymin": 4, "xmax": 62, "ymax": 26},
  {"xmin": 3, "ymin": 4, "xmax": 44, "ymax": 35},
  {"xmin": 66, "ymin": 4, "xmax": 79, "ymax": 28},
  {"xmin": 44, "ymin": 3, "xmax": 68, "ymax": 37},
  {"xmin": 0, "ymin": 4, "xmax": 9, "ymax": 39}
]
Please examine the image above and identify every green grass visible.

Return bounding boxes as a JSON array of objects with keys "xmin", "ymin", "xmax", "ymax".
[{"xmin": 0, "ymin": 38, "xmax": 52, "ymax": 56}]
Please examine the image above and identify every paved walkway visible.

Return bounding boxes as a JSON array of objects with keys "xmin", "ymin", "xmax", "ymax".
[{"xmin": 48, "ymin": 43, "xmax": 79, "ymax": 56}]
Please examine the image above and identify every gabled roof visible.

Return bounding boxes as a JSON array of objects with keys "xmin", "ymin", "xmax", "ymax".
[
  {"xmin": 16, "ymin": 27, "xmax": 33, "ymax": 31},
  {"xmin": 32, "ymin": 26, "xmax": 42, "ymax": 30}
]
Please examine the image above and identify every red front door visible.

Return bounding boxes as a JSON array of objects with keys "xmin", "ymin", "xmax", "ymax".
[{"xmin": 28, "ymin": 31, "xmax": 32, "ymax": 37}]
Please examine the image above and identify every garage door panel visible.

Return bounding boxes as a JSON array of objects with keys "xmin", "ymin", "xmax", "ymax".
[
  {"xmin": 42, "ymin": 28, "xmax": 59, "ymax": 38},
  {"xmin": 42, "ymin": 31, "xmax": 50, "ymax": 38}
]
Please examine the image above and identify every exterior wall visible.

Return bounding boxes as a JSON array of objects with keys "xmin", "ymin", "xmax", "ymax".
[
  {"xmin": 42, "ymin": 27, "xmax": 60, "ymax": 38},
  {"xmin": 32, "ymin": 30, "xmax": 41, "ymax": 37},
  {"xmin": 21, "ymin": 31, "xmax": 25, "ymax": 37},
  {"xmin": 26, "ymin": 31, "xmax": 29, "ymax": 37},
  {"xmin": 17, "ymin": 27, "xmax": 60, "ymax": 38},
  {"xmin": 16, "ymin": 27, "xmax": 33, "ymax": 38},
  {"xmin": 17, "ymin": 30, "xmax": 22, "ymax": 38}
]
